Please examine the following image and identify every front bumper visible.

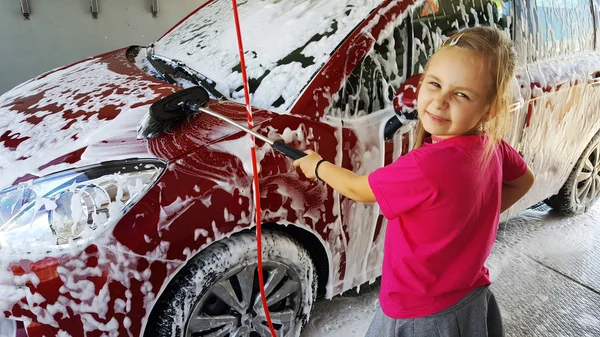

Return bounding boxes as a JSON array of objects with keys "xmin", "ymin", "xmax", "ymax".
[{"xmin": 0, "ymin": 242, "xmax": 183, "ymax": 337}]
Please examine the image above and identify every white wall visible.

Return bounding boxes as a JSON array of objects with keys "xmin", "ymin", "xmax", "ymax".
[{"xmin": 0, "ymin": 0, "xmax": 208, "ymax": 94}]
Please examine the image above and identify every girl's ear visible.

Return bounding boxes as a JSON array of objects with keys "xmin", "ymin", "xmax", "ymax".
[
  {"xmin": 482, "ymin": 104, "xmax": 492, "ymax": 121},
  {"xmin": 478, "ymin": 106, "xmax": 492, "ymax": 130}
]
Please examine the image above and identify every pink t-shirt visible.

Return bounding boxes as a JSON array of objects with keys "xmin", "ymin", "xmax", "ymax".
[{"xmin": 368, "ymin": 135, "xmax": 527, "ymax": 319}]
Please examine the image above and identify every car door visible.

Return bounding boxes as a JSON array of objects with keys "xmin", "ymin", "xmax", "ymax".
[
  {"xmin": 321, "ymin": 0, "xmax": 524, "ymax": 293},
  {"xmin": 512, "ymin": 0, "xmax": 600, "ymax": 209},
  {"xmin": 318, "ymin": 11, "xmax": 414, "ymax": 293}
]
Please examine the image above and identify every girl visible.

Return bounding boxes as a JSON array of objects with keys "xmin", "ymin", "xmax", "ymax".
[{"xmin": 293, "ymin": 26, "xmax": 535, "ymax": 337}]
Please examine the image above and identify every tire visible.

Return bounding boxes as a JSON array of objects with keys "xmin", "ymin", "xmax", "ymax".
[
  {"xmin": 144, "ymin": 231, "xmax": 317, "ymax": 337},
  {"xmin": 546, "ymin": 131, "xmax": 600, "ymax": 215}
]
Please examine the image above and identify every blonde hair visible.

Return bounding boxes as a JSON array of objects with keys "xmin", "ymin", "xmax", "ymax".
[{"xmin": 413, "ymin": 26, "xmax": 517, "ymax": 164}]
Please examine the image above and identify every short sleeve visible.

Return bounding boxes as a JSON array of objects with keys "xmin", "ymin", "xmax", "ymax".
[
  {"xmin": 368, "ymin": 153, "xmax": 434, "ymax": 219},
  {"xmin": 499, "ymin": 140, "xmax": 528, "ymax": 181}
]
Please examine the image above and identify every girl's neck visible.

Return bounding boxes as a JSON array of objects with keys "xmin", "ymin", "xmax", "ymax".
[
  {"xmin": 430, "ymin": 130, "xmax": 484, "ymax": 144},
  {"xmin": 431, "ymin": 135, "xmax": 444, "ymax": 144}
]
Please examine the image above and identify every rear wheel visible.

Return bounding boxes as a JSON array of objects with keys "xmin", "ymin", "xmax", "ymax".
[
  {"xmin": 546, "ymin": 132, "xmax": 600, "ymax": 214},
  {"xmin": 145, "ymin": 231, "xmax": 317, "ymax": 337}
]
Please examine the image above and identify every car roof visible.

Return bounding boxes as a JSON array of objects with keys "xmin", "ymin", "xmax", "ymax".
[{"xmin": 155, "ymin": 0, "xmax": 384, "ymax": 113}]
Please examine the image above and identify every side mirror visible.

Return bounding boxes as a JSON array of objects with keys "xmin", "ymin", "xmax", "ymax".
[{"xmin": 384, "ymin": 73, "xmax": 422, "ymax": 140}]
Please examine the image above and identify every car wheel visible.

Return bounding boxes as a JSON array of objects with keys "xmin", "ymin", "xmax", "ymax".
[
  {"xmin": 145, "ymin": 231, "xmax": 317, "ymax": 337},
  {"xmin": 546, "ymin": 131, "xmax": 600, "ymax": 215}
]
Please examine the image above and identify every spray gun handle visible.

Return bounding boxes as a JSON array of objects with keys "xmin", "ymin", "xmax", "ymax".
[{"xmin": 272, "ymin": 140, "xmax": 307, "ymax": 160}]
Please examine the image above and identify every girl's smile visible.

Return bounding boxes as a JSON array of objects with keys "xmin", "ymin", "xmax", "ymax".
[{"xmin": 426, "ymin": 111, "xmax": 450, "ymax": 123}]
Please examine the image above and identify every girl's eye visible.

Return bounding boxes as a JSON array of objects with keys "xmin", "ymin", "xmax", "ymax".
[
  {"xmin": 456, "ymin": 92, "xmax": 470, "ymax": 100},
  {"xmin": 429, "ymin": 81, "xmax": 441, "ymax": 88}
]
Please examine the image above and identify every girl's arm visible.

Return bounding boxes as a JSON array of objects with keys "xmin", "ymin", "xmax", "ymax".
[
  {"xmin": 293, "ymin": 150, "xmax": 376, "ymax": 203},
  {"xmin": 501, "ymin": 167, "xmax": 535, "ymax": 213}
]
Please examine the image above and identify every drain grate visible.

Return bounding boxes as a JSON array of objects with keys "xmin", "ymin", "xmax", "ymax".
[{"xmin": 529, "ymin": 202, "xmax": 552, "ymax": 212}]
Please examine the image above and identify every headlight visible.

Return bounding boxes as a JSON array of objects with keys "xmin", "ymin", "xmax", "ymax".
[{"xmin": 0, "ymin": 159, "xmax": 166, "ymax": 254}]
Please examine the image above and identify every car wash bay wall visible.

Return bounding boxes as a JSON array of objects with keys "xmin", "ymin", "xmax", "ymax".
[{"xmin": 0, "ymin": 0, "xmax": 207, "ymax": 95}]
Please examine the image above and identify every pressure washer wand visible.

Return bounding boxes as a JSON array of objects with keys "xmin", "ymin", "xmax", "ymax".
[
  {"xmin": 193, "ymin": 105, "xmax": 307, "ymax": 160},
  {"xmin": 138, "ymin": 88, "xmax": 308, "ymax": 161}
]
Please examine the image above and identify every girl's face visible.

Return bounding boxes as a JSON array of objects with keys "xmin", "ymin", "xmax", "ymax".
[{"xmin": 417, "ymin": 47, "xmax": 492, "ymax": 139}]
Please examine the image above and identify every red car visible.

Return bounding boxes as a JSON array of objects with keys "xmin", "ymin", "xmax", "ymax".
[{"xmin": 1, "ymin": 0, "xmax": 599, "ymax": 336}]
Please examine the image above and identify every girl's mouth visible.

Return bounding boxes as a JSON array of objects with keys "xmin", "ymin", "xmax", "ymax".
[{"xmin": 427, "ymin": 111, "xmax": 449, "ymax": 123}]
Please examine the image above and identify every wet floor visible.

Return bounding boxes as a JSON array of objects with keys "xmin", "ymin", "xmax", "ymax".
[{"xmin": 301, "ymin": 202, "xmax": 600, "ymax": 337}]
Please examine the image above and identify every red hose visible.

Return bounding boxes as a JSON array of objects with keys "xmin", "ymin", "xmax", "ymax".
[{"xmin": 230, "ymin": 1, "xmax": 278, "ymax": 336}]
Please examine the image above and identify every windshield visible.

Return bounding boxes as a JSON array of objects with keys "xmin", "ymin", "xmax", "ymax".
[
  {"xmin": 155, "ymin": 0, "xmax": 384, "ymax": 113},
  {"xmin": 145, "ymin": 50, "xmax": 228, "ymax": 100}
]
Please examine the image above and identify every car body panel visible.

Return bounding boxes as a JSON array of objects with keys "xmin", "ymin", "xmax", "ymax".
[
  {"xmin": 508, "ymin": 0, "xmax": 600, "ymax": 211},
  {"xmin": 518, "ymin": 51, "xmax": 600, "ymax": 209}
]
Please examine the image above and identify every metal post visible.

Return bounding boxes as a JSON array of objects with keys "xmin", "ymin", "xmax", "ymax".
[
  {"xmin": 90, "ymin": 0, "xmax": 99, "ymax": 19},
  {"xmin": 20, "ymin": 0, "xmax": 31, "ymax": 19},
  {"xmin": 151, "ymin": 0, "xmax": 159, "ymax": 17}
]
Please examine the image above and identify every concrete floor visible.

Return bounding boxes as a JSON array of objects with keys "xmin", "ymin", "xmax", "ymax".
[{"xmin": 301, "ymin": 202, "xmax": 600, "ymax": 337}]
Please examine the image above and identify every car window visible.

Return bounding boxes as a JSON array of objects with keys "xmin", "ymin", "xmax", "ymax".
[
  {"xmin": 533, "ymin": 0, "xmax": 594, "ymax": 59},
  {"xmin": 410, "ymin": 0, "xmax": 514, "ymax": 74},
  {"xmin": 328, "ymin": 23, "xmax": 409, "ymax": 118}
]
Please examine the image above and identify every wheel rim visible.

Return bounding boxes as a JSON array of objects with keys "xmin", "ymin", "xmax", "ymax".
[
  {"xmin": 575, "ymin": 140, "xmax": 600, "ymax": 206},
  {"xmin": 185, "ymin": 262, "xmax": 302, "ymax": 337}
]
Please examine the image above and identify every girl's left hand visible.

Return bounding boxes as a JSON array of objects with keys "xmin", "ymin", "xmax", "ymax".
[{"xmin": 293, "ymin": 150, "xmax": 324, "ymax": 179}]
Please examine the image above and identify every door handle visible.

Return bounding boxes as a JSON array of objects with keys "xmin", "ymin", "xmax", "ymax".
[
  {"xmin": 509, "ymin": 100, "xmax": 523, "ymax": 112},
  {"xmin": 589, "ymin": 72, "xmax": 600, "ymax": 87}
]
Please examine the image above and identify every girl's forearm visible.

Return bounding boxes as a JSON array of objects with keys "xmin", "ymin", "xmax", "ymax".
[
  {"xmin": 501, "ymin": 168, "xmax": 535, "ymax": 213},
  {"xmin": 500, "ymin": 185, "xmax": 526, "ymax": 213},
  {"xmin": 318, "ymin": 162, "xmax": 376, "ymax": 202}
]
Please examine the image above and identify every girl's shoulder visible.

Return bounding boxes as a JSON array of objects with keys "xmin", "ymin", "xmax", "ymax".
[
  {"xmin": 407, "ymin": 135, "xmax": 487, "ymax": 173},
  {"xmin": 412, "ymin": 135, "xmax": 483, "ymax": 157}
]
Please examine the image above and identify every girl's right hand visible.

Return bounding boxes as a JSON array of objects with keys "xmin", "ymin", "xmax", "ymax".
[{"xmin": 293, "ymin": 150, "xmax": 323, "ymax": 179}]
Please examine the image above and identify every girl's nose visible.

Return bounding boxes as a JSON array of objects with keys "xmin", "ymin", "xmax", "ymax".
[{"xmin": 432, "ymin": 93, "xmax": 449, "ymax": 109}]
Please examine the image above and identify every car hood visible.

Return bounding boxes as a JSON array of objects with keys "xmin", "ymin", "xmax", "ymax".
[{"xmin": 0, "ymin": 48, "xmax": 272, "ymax": 191}]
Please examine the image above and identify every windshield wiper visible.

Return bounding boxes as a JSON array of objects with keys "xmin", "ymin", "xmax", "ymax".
[{"xmin": 145, "ymin": 47, "xmax": 227, "ymax": 101}]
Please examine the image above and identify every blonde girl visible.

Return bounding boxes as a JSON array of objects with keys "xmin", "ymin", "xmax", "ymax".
[{"xmin": 294, "ymin": 26, "xmax": 535, "ymax": 337}]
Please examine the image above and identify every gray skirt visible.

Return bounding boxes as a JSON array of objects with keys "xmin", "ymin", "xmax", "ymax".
[{"xmin": 365, "ymin": 286, "xmax": 504, "ymax": 337}]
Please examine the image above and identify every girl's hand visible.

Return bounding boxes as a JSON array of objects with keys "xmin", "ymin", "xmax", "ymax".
[
  {"xmin": 293, "ymin": 150, "xmax": 323, "ymax": 179},
  {"xmin": 293, "ymin": 150, "xmax": 376, "ymax": 202}
]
